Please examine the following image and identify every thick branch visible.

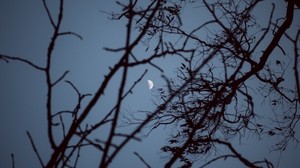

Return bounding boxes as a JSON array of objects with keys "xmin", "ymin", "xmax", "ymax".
[{"xmin": 234, "ymin": 1, "xmax": 294, "ymax": 86}]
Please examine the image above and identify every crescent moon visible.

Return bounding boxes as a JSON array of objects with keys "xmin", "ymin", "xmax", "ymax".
[{"xmin": 147, "ymin": 80, "xmax": 154, "ymax": 90}]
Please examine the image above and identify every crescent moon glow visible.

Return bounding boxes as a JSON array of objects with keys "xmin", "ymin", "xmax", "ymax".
[{"xmin": 147, "ymin": 80, "xmax": 154, "ymax": 90}]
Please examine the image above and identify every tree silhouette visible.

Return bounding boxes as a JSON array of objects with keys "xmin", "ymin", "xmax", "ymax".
[
  {"xmin": 144, "ymin": 0, "xmax": 300, "ymax": 167},
  {"xmin": 1, "ymin": 0, "xmax": 299, "ymax": 168}
]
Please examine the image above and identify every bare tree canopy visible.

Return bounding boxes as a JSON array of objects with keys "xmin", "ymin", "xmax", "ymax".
[{"xmin": 0, "ymin": 0, "xmax": 299, "ymax": 168}]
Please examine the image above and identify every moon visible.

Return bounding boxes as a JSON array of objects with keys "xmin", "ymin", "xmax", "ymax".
[{"xmin": 147, "ymin": 80, "xmax": 154, "ymax": 90}]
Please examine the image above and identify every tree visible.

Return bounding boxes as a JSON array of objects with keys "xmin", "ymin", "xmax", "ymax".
[
  {"xmin": 0, "ymin": 0, "xmax": 299, "ymax": 168},
  {"xmin": 144, "ymin": 0, "xmax": 300, "ymax": 167}
]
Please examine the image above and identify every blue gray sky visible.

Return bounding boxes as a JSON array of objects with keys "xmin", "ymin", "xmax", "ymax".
[{"xmin": 0, "ymin": 0, "xmax": 299, "ymax": 168}]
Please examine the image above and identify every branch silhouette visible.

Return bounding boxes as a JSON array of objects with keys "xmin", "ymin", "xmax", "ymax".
[{"xmin": 2, "ymin": 0, "xmax": 299, "ymax": 167}]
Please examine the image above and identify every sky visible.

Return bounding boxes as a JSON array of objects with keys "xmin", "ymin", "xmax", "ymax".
[{"xmin": 0, "ymin": 0, "xmax": 299, "ymax": 168}]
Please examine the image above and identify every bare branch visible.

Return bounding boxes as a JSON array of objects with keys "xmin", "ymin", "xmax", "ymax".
[
  {"xmin": 52, "ymin": 70, "xmax": 69, "ymax": 86},
  {"xmin": 3, "ymin": 0, "xmax": 299, "ymax": 167},
  {"xmin": 292, "ymin": 30, "xmax": 300, "ymax": 100},
  {"xmin": 45, "ymin": 0, "xmax": 65, "ymax": 155},
  {"xmin": 26, "ymin": 131, "xmax": 45, "ymax": 167},
  {"xmin": 58, "ymin": 31, "xmax": 83, "ymax": 40},
  {"xmin": 212, "ymin": 139, "xmax": 261, "ymax": 168},
  {"xmin": 10, "ymin": 153, "xmax": 15, "ymax": 168},
  {"xmin": 42, "ymin": 0, "xmax": 56, "ymax": 28},
  {"xmin": 133, "ymin": 152, "xmax": 151, "ymax": 168},
  {"xmin": 0, "ymin": 54, "xmax": 45, "ymax": 71},
  {"xmin": 200, "ymin": 154, "xmax": 236, "ymax": 168}
]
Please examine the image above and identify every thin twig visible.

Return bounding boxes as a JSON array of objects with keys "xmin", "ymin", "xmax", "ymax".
[
  {"xmin": 65, "ymin": 80, "xmax": 81, "ymax": 95},
  {"xmin": 52, "ymin": 70, "xmax": 69, "ymax": 86},
  {"xmin": 58, "ymin": 31, "xmax": 83, "ymax": 40},
  {"xmin": 11, "ymin": 153, "xmax": 15, "ymax": 168},
  {"xmin": 73, "ymin": 146, "xmax": 81, "ymax": 168},
  {"xmin": 42, "ymin": 0, "xmax": 56, "ymax": 28},
  {"xmin": 200, "ymin": 154, "xmax": 236, "ymax": 168},
  {"xmin": 26, "ymin": 131, "xmax": 45, "ymax": 167},
  {"xmin": 59, "ymin": 114, "xmax": 66, "ymax": 138},
  {"xmin": 212, "ymin": 139, "xmax": 260, "ymax": 168},
  {"xmin": 133, "ymin": 152, "xmax": 151, "ymax": 168},
  {"xmin": 0, "ymin": 54, "xmax": 45, "ymax": 70}
]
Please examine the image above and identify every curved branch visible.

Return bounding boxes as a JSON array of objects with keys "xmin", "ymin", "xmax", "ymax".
[
  {"xmin": 58, "ymin": 31, "xmax": 83, "ymax": 40},
  {"xmin": 0, "ymin": 54, "xmax": 45, "ymax": 71},
  {"xmin": 211, "ymin": 139, "xmax": 260, "ymax": 168}
]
